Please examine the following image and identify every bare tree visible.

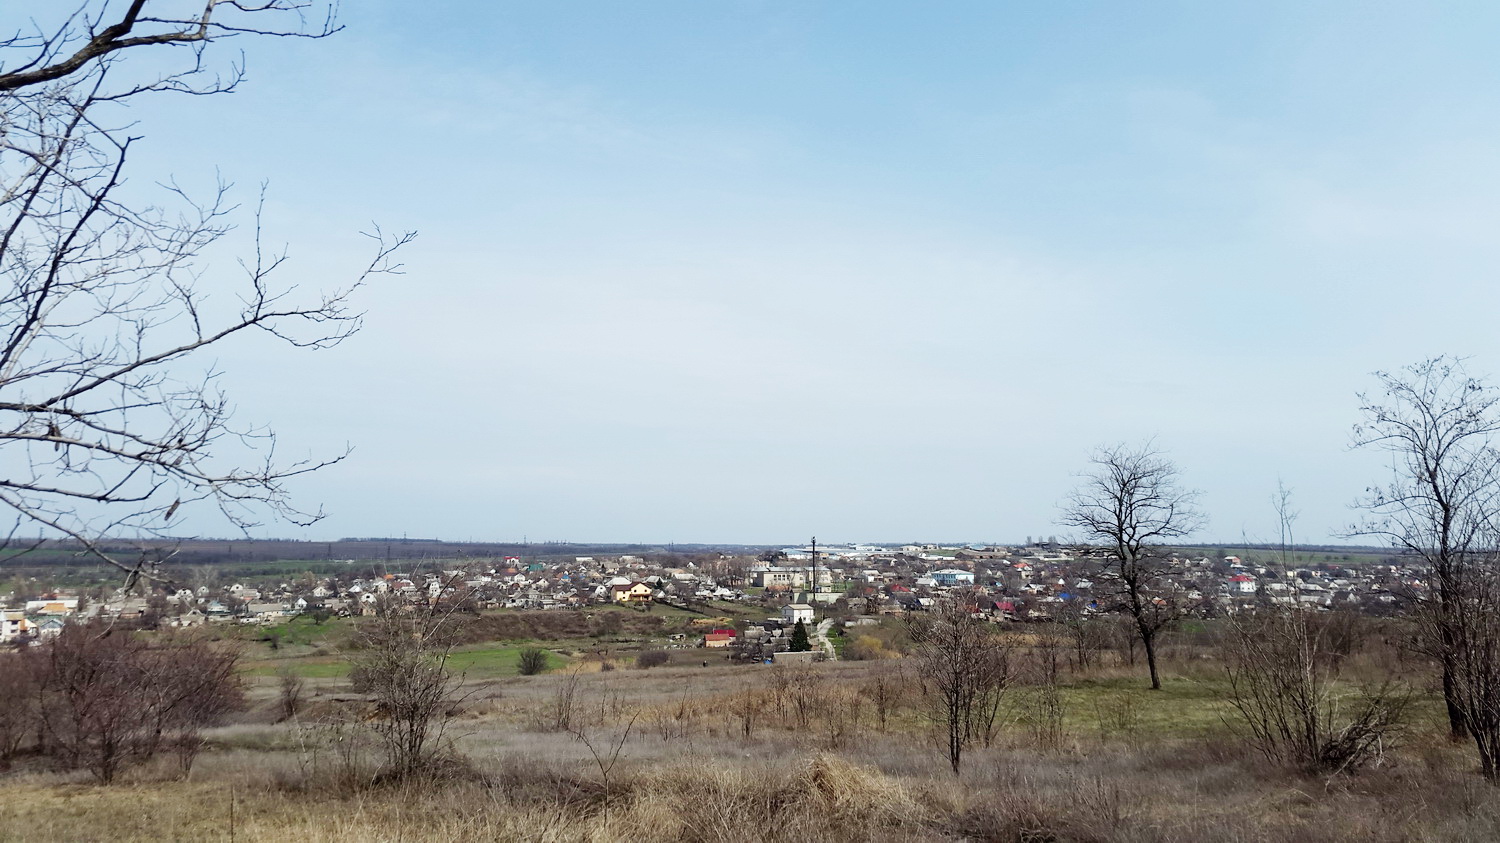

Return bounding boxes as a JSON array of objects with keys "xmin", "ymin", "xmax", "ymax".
[
  {"xmin": 1442, "ymin": 557, "xmax": 1500, "ymax": 779},
  {"xmin": 1062, "ymin": 442, "xmax": 1203, "ymax": 690},
  {"xmin": 276, "ymin": 665, "xmax": 305, "ymax": 723},
  {"xmin": 861, "ymin": 664, "xmax": 905, "ymax": 733},
  {"xmin": 1351, "ymin": 357, "xmax": 1500, "ymax": 741},
  {"xmin": 0, "ymin": 1, "xmax": 414, "ymax": 584},
  {"xmin": 1224, "ymin": 606, "xmax": 1407, "ymax": 776},
  {"xmin": 906, "ymin": 600, "xmax": 1013, "ymax": 773},
  {"xmin": 349, "ymin": 599, "xmax": 465, "ymax": 779},
  {"xmin": 0, "ymin": 651, "xmax": 38, "ymax": 769},
  {"xmin": 1055, "ymin": 597, "xmax": 1109, "ymax": 673},
  {"xmin": 569, "ymin": 710, "xmax": 641, "ymax": 834}
]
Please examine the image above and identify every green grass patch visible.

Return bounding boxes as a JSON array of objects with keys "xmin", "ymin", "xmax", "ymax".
[
  {"xmin": 445, "ymin": 644, "xmax": 570, "ymax": 677},
  {"xmin": 246, "ymin": 642, "xmax": 572, "ymax": 680},
  {"xmin": 1055, "ymin": 675, "xmax": 1235, "ymax": 737}
]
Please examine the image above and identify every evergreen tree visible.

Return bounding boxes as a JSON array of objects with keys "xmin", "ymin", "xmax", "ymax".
[{"xmin": 790, "ymin": 620, "xmax": 812, "ymax": 652}]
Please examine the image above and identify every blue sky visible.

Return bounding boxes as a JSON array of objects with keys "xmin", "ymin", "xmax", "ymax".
[{"xmin": 39, "ymin": 1, "xmax": 1500, "ymax": 545}]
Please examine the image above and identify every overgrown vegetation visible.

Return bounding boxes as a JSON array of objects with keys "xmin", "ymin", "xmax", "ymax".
[{"xmin": 1, "ymin": 623, "xmax": 241, "ymax": 781}]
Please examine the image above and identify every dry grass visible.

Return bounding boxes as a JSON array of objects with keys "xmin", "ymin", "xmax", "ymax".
[{"xmin": 3, "ymin": 648, "xmax": 1498, "ymax": 842}]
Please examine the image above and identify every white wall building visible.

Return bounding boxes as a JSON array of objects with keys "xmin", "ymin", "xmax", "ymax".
[{"xmin": 782, "ymin": 603, "xmax": 815, "ymax": 625}]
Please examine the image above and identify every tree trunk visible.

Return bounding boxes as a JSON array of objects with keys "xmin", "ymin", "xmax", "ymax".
[
  {"xmin": 1442, "ymin": 661, "xmax": 1469, "ymax": 741},
  {"xmin": 1141, "ymin": 626, "xmax": 1162, "ymax": 691},
  {"xmin": 948, "ymin": 714, "xmax": 962, "ymax": 774}
]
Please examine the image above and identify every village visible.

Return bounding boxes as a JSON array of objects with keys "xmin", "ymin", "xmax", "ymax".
[{"xmin": 0, "ymin": 540, "xmax": 1421, "ymax": 654}]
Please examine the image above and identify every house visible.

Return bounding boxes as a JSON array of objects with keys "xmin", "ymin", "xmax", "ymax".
[
  {"xmin": 931, "ymin": 569, "xmax": 976, "ymax": 586},
  {"xmin": 1229, "ymin": 574, "xmax": 1256, "ymax": 594},
  {"xmin": 246, "ymin": 602, "xmax": 287, "ymax": 622},
  {"xmin": 610, "ymin": 582, "xmax": 653, "ymax": 604},
  {"xmin": 24, "ymin": 597, "xmax": 78, "ymax": 615},
  {"xmin": 782, "ymin": 603, "xmax": 815, "ymax": 625},
  {"xmin": 1, "ymin": 610, "xmax": 30, "ymax": 642},
  {"xmin": 170, "ymin": 608, "xmax": 206, "ymax": 628},
  {"xmin": 702, "ymin": 629, "xmax": 736, "ymax": 648},
  {"xmin": 32, "ymin": 616, "xmax": 65, "ymax": 640}
]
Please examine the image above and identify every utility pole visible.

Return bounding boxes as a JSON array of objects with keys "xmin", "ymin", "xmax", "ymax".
[{"xmin": 810, "ymin": 536, "xmax": 818, "ymax": 618}]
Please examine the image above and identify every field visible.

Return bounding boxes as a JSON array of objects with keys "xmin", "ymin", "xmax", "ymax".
[
  {"xmin": 227, "ymin": 604, "xmax": 768, "ymax": 681},
  {"xmin": 3, "ymin": 613, "xmax": 1496, "ymax": 843},
  {"xmin": 1180, "ymin": 545, "xmax": 1400, "ymax": 569}
]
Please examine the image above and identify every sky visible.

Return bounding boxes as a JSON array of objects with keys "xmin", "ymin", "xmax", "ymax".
[{"xmin": 16, "ymin": 1, "xmax": 1500, "ymax": 546}]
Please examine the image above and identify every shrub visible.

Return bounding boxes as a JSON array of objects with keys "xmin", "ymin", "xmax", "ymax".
[
  {"xmin": 1223, "ymin": 607, "xmax": 1407, "ymax": 775},
  {"xmin": 277, "ymin": 666, "xmax": 305, "ymax": 722},
  {"xmin": 351, "ymin": 611, "xmax": 463, "ymax": 779},
  {"xmin": 844, "ymin": 634, "xmax": 890, "ymax": 660},
  {"xmin": 517, "ymin": 647, "xmax": 550, "ymax": 676},
  {"xmin": 636, "ymin": 649, "xmax": 670, "ymax": 669},
  {"xmin": 30, "ymin": 622, "xmax": 242, "ymax": 782}
]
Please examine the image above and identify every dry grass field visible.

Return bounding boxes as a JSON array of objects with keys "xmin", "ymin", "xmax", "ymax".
[{"xmin": 4, "ymin": 633, "xmax": 1500, "ymax": 843}]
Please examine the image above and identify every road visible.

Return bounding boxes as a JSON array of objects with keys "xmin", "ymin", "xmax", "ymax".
[{"xmin": 814, "ymin": 618, "xmax": 837, "ymax": 660}]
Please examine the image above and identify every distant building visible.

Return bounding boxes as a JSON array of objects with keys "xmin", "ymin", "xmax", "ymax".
[
  {"xmin": 749, "ymin": 565, "xmax": 834, "ymax": 589},
  {"xmin": 610, "ymin": 582, "xmax": 653, "ymax": 604},
  {"xmin": 24, "ymin": 597, "xmax": 78, "ymax": 615},
  {"xmin": 931, "ymin": 569, "xmax": 976, "ymax": 586},
  {"xmin": 782, "ymin": 603, "xmax": 815, "ymax": 625},
  {"xmin": 1, "ymin": 611, "xmax": 30, "ymax": 642},
  {"xmin": 702, "ymin": 629, "xmax": 736, "ymax": 648}
]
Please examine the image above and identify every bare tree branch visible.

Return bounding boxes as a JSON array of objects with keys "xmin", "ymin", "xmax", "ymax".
[{"xmin": 0, "ymin": 2, "xmax": 413, "ymax": 587}]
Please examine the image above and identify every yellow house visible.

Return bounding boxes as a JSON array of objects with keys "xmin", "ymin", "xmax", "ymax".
[{"xmin": 610, "ymin": 582, "xmax": 653, "ymax": 604}]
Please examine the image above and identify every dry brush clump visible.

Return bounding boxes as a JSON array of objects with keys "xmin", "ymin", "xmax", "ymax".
[
  {"xmin": 347, "ymin": 605, "xmax": 467, "ymax": 780},
  {"xmin": 1222, "ymin": 607, "xmax": 1408, "ymax": 776},
  {"xmin": 2, "ymin": 622, "xmax": 242, "ymax": 782}
]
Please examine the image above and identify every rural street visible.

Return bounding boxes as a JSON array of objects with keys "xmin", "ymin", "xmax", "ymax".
[{"xmin": 814, "ymin": 618, "xmax": 836, "ymax": 660}]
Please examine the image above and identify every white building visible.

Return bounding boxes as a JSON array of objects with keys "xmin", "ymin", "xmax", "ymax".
[
  {"xmin": 24, "ymin": 597, "xmax": 77, "ymax": 615},
  {"xmin": 750, "ymin": 565, "xmax": 834, "ymax": 589},
  {"xmin": 1, "ymin": 611, "xmax": 29, "ymax": 642},
  {"xmin": 782, "ymin": 603, "xmax": 815, "ymax": 625},
  {"xmin": 931, "ymin": 569, "xmax": 976, "ymax": 586}
]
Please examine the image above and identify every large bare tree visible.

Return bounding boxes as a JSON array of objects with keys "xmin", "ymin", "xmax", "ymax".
[
  {"xmin": 0, "ymin": 2, "xmax": 413, "ymax": 584},
  {"xmin": 1351, "ymin": 356, "xmax": 1500, "ymax": 743},
  {"xmin": 1062, "ymin": 441, "xmax": 1203, "ymax": 690}
]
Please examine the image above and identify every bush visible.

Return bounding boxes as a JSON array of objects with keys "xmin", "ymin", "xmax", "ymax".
[
  {"xmin": 277, "ymin": 666, "xmax": 305, "ymax": 722},
  {"xmin": 636, "ymin": 649, "xmax": 670, "ymax": 669},
  {"xmin": 30, "ymin": 622, "xmax": 243, "ymax": 782},
  {"xmin": 844, "ymin": 634, "xmax": 891, "ymax": 661},
  {"xmin": 351, "ymin": 611, "xmax": 463, "ymax": 779},
  {"xmin": 1223, "ymin": 607, "xmax": 1407, "ymax": 774},
  {"xmin": 517, "ymin": 647, "xmax": 550, "ymax": 676}
]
